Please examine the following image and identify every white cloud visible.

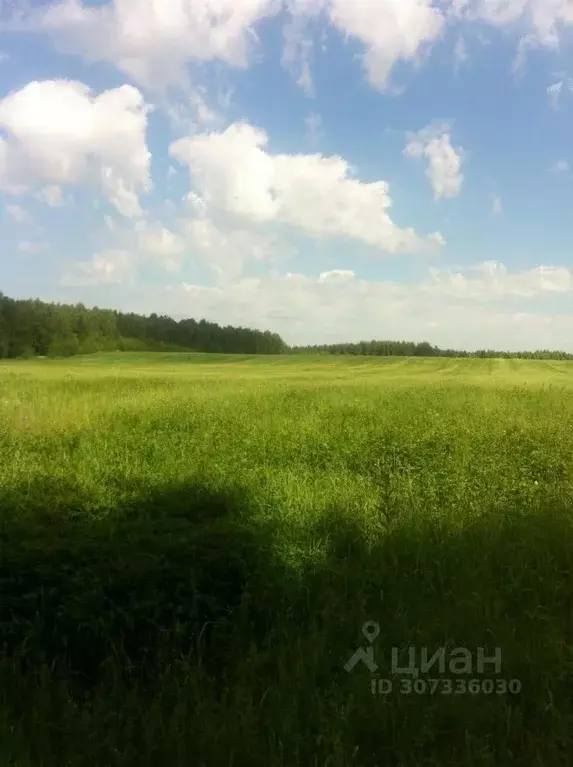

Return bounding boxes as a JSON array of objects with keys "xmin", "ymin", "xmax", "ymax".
[
  {"xmin": 454, "ymin": 1, "xmax": 573, "ymax": 63},
  {"xmin": 135, "ymin": 221, "xmax": 186, "ymax": 272},
  {"xmin": 61, "ymin": 248, "xmax": 135, "ymax": 286},
  {"xmin": 549, "ymin": 158, "xmax": 569, "ymax": 173},
  {"xmin": 170, "ymin": 121, "xmax": 444, "ymax": 252},
  {"xmin": 164, "ymin": 89, "xmax": 223, "ymax": 136},
  {"xmin": 37, "ymin": 185, "xmax": 63, "ymax": 207},
  {"xmin": 318, "ymin": 269, "xmax": 355, "ymax": 282},
  {"xmin": 0, "ymin": 80, "xmax": 151, "ymax": 217},
  {"xmin": 73, "ymin": 250, "xmax": 573, "ymax": 350},
  {"xmin": 328, "ymin": 0, "xmax": 445, "ymax": 90},
  {"xmin": 156, "ymin": 259, "xmax": 573, "ymax": 349},
  {"xmin": 29, "ymin": 0, "xmax": 280, "ymax": 89},
  {"xmin": 287, "ymin": 0, "xmax": 445, "ymax": 91},
  {"xmin": 18, "ymin": 240, "xmax": 48, "ymax": 253},
  {"xmin": 7, "ymin": 0, "xmax": 573, "ymax": 97},
  {"xmin": 492, "ymin": 194, "xmax": 502, "ymax": 215},
  {"xmin": 6, "ymin": 203, "xmax": 31, "ymax": 223},
  {"xmin": 180, "ymin": 214, "xmax": 294, "ymax": 282},
  {"xmin": 93, "ymin": 199, "xmax": 289, "ymax": 282},
  {"xmin": 425, "ymin": 261, "xmax": 573, "ymax": 298},
  {"xmin": 404, "ymin": 123, "xmax": 464, "ymax": 200},
  {"xmin": 453, "ymin": 0, "xmax": 528, "ymax": 27},
  {"xmin": 283, "ymin": 10, "xmax": 316, "ymax": 96}
]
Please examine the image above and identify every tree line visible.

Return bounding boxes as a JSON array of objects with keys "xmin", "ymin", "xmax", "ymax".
[
  {"xmin": 1, "ymin": 291, "xmax": 572, "ymax": 360},
  {"xmin": 0, "ymin": 292, "xmax": 287, "ymax": 358},
  {"xmin": 290, "ymin": 340, "xmax": 573, "ymax": 360}
]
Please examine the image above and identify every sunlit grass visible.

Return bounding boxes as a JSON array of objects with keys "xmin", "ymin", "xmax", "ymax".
[{"xmin": 1, "ymin": 353, "xmax": 573, "ymax": 766}]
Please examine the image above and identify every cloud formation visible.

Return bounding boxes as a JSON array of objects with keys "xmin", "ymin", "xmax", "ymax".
[
  {"xmin": 61, "ymin": 248, "xmax": 135, "ymax": 285},
  {"xmin": 171, "ymin": 121, "xmax": 444, "ymax": 252},
  {"xmin": 286, "ymin": 0, "xmax": 444, "ymax": 90},
  {"xmin": 404, "ymin": 123, "xmax": 464, "ymax": 200},
  {"xmin": 0, "ymin": 80, "xmax": 151, "ymax": 216},
  {"xmin": 32, "ymin": 0, "xmax": 280, "ymax": 88},
  {"xmin": 156, "ymin": 260, "xmax": 573, "ymax": 349},
  {"xmin": 5, "ymin": 0, "xmax": 573, "ymax": 95}
]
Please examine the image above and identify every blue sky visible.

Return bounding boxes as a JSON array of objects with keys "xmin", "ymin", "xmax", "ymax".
[{"xmin": 1, "ymin": 0, "xmax": 573, "ymax": 350}]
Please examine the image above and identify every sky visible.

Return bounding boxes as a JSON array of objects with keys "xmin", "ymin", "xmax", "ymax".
[{"xmin": 0, "ymin": 0, "xmax": 573, "ymax": 351}]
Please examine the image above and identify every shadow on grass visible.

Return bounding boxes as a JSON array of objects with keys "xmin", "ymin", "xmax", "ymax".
[
  {"xmin": 0, "ymin": 477, "xmax": 277, "ymax": 692},
  {"xmin": 1, "ymin": 477, "xmax": 573, "ymax": 766}
]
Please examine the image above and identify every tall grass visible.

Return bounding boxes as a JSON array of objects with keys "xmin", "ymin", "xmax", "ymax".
[{"xmin": 1, "ymin": 353, "xmax": 573, "ymax": 765}]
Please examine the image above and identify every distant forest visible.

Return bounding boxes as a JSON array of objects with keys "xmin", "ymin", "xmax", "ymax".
[
  {"xmin": 0, "ymin": 292, "xmax": 286, "ymax": 357},
  {"xmin": 1, "ymin": 292, "xmax": 572, "ymax": 360},
  {"xmin": 291, "ymin": 341, "xmax": 573, "ymax": 360}
]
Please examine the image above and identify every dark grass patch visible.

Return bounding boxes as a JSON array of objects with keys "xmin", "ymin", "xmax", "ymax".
[{"xmin": 2, "ymin": 477, "xmax": 573, "ymax": 765}]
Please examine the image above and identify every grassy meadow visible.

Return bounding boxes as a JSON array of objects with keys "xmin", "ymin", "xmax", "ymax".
[{"xmin": 1, "ymin": 352, "xmax": 573, "ymax": 766}]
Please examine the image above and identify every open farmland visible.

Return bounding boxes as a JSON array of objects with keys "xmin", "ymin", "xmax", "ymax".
[{"xmin": 1, "ymin": 353, "xmax": 573, "ymax": 766}]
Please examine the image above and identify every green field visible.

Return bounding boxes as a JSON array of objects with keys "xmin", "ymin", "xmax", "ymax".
[{"xmin": 2, "ymin": 353, "xmax": 573, "ymax": 766}]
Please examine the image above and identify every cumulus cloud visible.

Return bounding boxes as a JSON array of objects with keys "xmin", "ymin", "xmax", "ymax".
[
  {"xmin": 9, "ymin": 0, "xmax": 446, "ymax": 94},
  {"xmin": 330, "ymin": 0, "xmax": 445, "ymax": 88},
  {"xmin": 425, "ymin": 260, "xmax": 573, "ymax": 298},
  {"xmin": 180, "ymin": 213, "xmax": 295, "ymax": 282},
  {"xmin": 286, "ymin": 0, "xmax": 445, "ymax": 91},
  {"xmin": 0, "ymin": 80, "xmax": 151, "ymax": 217},
  {"xmin": 26, "ymin": 0, "xmax": 280, "ymax": 89},
  {"xmin": 170, "ymin": 121, "xmax": 444, "ymax": 252},
  {"xmin": 404, "ymin": 123, "xmax": 464, "ymax": 200},
  {"xmin": 92, "ymin": 197, "xmax": 292, "ymax": 282},
  {"xmin": 155, "ymin": 259, "xmax": 573, "ymax": 349},
  {"xmin": 5, "ymin": 0, "xmax": 573, "ymax": 97},
  {"xmin": 134, "ymin": 221, "xmax": 186, "ymax": 272},
  {"xmin": 61, "ymin": 248, "xmax": 135, "ymax": 286},
  {"xmin": 492, "ymin": 194, "xmax": 502, "ymax": 215},
  {"xmin": 452, "ymin": 1, "xmax": 573, "ymax": 63}
]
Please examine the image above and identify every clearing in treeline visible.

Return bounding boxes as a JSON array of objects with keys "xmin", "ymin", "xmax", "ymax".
[{"xmin": 1, "ymin": 353, "xmax": 573, "ymax": 766}]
